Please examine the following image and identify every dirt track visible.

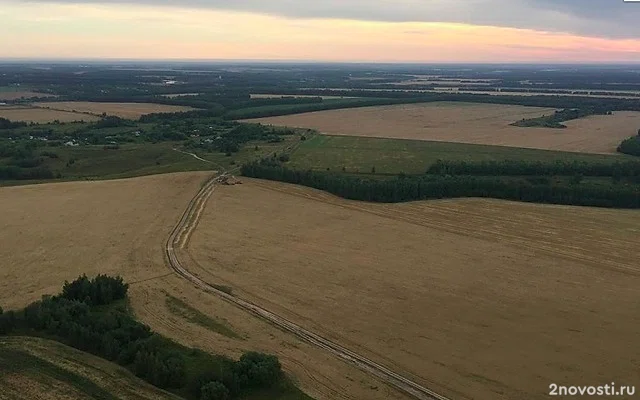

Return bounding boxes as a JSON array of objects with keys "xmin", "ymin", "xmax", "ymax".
[
  {"xmin": 187, "ymin": 179, "xmax": 640, "ymax": 400},
  {"xmin": 164, "ymin": 174, "xmax": 450, "ymax": 400}
]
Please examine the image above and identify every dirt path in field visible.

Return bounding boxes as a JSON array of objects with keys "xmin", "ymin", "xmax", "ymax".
[{"xmin": 164, "ymin": 174, "xmax": 451, "ymax": 400}]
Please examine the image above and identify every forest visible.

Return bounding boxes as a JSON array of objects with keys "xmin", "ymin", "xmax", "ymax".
[
  {"xmin": 241, "ymin": 157, "xmax": 640, "ymax": 208},
  {"xmin": 618, "ymin": 133, "xmax": 640, "ymax": 157},
  {"xmin": 0, "ymin": 275, "xmax": 291, "ymax": 400}
]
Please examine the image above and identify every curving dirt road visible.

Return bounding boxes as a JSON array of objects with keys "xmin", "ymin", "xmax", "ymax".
[{"xmin": 164, "ymin": 174, "xmax": 452, "ymax": 400}]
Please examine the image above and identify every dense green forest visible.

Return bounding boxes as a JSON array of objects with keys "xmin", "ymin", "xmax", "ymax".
[
  {"xmin": 0, "ymin": 275, "xmax": 305, "ymax": 400},
  {"xmin": 618, "ymin": 133, "xmax": 640, "ymax": 157},
  {"xmin": 241, "ymin": 157, "xmax": 640, "ymax": 208}
]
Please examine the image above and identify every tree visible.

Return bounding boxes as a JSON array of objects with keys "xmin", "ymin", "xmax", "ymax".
[{"xmin": 201, "ymin": 381, "xmax": 230, "ymax": 400}]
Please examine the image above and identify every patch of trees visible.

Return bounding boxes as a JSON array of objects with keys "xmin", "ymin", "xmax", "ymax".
[
  {"xmin": 185, "ymin": 123, "xmax": 280, "ymax": 154},
  {"xmin": 223, "ymin": 97, "xmax": 429, "ymax": 120},
  {"xmin": 617, "ymin": 133, "xmax": 640, "ymax": 157},
  {"xmin": 427, "ymin": 160, "xmax": 640, "ymax": 179},
  {"xmin": 61, "ymin": 274, "xmax": 128, "ymax": 306},
  {"xmin": 139, "ymin": 108, "xmax": 225, "ymax": 123},
  {"xmin": 0, "ymin": 117, "xmax": 27, "ymax": 130},
  {"xmin": 241, "ymin": 158, "xmax": 640, "ymax": 208},
  {"xmin": 0, "ymin": 165, "xmax": 55, "ymax": 180},
  {"xmin": 0, "ymin": 275, "xmax": 288, "ymax": 400},
  {"xmin": 511, "ymin": 108, "xmax": 612, "ymax": 128},
  {"xmin": 93, "ymin": 116, "xmax": 134, "ymax": 129},
  {"xmin": 274, "ymin": 90, "xmax": 640, "ymax": 112}
]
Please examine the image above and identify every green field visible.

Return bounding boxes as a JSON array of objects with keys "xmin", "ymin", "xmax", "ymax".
[
  {"xmin": 288, "ymin": 135, "xmax": 629, "ymax": 175},
  {"xmin": 0, "ymin": 136, "xmax": 299, "ymax": 186}
]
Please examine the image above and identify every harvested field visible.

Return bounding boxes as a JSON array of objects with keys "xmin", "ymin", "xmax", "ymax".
[
  {"xmin": 0, "ymin": 336, "xmax": 179, "ymax": 400},
  {"xmin": 247, "ymin": 102, "xmax": 640, "ymax": 154},
  {"xmin": 0, "ymin": 106, "xmax": 99, "ymax": 123},
  {"xmin": 33, "ymin": 101, "xmax": 196, "ymax": 119},
  {"xmin": 188, "ymin": 178, "xmax": 640, "ymax": 400},
  {"xmin": 0, "ymin": 172, "xmax": 208, "ymax": 310},
  {"xmin": 0, "ymin": 91, "xmax": 55, "ymax": 101},
  {"xmin": 0, "ymin": 172, "xmax": 404, "ymax": 400}
]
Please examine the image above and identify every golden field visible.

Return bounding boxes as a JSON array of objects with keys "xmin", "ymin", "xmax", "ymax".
[
  {"xmin": 246, "ymin": 102, "xmax": 640, "ymax": 154},
  {"xmin": 186, "ymin": 178, "xmax": 640, "ymax": 400},
  {"xmin": 34, "ymin": 101, "xmax": 197, "ymax": 119},
  {"xmin": 0, "ymin": 172, "xmax": 208, "ymax": 310},
  {"xmin": 0, "ymin": 106, "xmax": 99, "ymax": 123},
  {"xmin": 0, "ymin": 173, "xmax": 401, "ymax": 400},
  {"xmin": 0, "ymin": 91, "xmax": 55, "ymax": 101}
]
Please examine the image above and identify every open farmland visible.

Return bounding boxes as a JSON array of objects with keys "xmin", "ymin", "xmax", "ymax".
[
  {"xmin": 0, "ymin": 172, "xmax": 208, "ymax": 310},
  {"xmin": 247, "ymin": 102, "xmax": 640, "ymax": 154},
  {"xmin": 0, "ymin": 337, "xmax": 180, "ymax": 400},
  {"xmin": 34, "ymin": 101, "xmax": 197, "ymax": 119},
  {"xmin": 0, "ymin": 90, "xmax": 55, "ymax": 101},
  {"xmin": 0, "ymin": 173, "xmax": 405, "ymax": 400},
  {"xmin": 187, "ymin": 179, "xmax": 640, "ymax": 400},
  {"xmin": 287, "ymin": 135, "xmax": 625, "ymax": 175},
  {"xmin": 0, "ymin": 106, "xmax": 100, "ymax": 123}
]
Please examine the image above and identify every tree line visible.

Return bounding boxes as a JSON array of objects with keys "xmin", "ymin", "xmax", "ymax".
[
  {"xmin": 617, "ymin": 131, "xmax": 640, "ymax": 157},
  {"xmin": 427, "ymin": 159, "xmax": 640, "ymax": 180},
  {"xmin": 511, "ymin": 107, "xmax": 612, "ymax": 128},
  {"xmin": 241, "ymin": 158, "xmax": 640, "ymax": 208},
  {"xmin": 0, "ymin": 275, "xmax": 290, "ymax": 400}
]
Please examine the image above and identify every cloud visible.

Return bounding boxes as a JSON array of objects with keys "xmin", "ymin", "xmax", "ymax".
[{"xmin": 9, "ymin": 0, "xmax": 640, "ymax": 39}]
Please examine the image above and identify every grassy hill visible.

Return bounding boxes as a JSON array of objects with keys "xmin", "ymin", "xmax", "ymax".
[{"xmin": 0, "ymin": 336, "xmax": 182, "ymax": 400}]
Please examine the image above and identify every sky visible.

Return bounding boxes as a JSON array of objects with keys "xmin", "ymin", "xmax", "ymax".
[{"xmin": 1, "ymin": 0, "xmax": 640, "ymax": 63}]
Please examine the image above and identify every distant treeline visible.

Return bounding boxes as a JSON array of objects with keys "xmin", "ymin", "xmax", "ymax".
[
  {"xmin": 0, "ymin": 275, "xmax": 294, "ymax": 400},
  {"xmin": 241, "ymin": 158, "xmax": 640, "ymax": 208},
  {"xmin": 511, "ymin": 107, "xmax": 612, "ymax": 128},
  {"xmin": 427, "ymin": 159, "xmax": 640, "ymax": 179},
  {"xmin": 223, "ymin": 97, "xmax": 430, "ymax": 119},
  {"xmin": 263, "ymin": 90, "xmax": 640, "ymax": 112}
]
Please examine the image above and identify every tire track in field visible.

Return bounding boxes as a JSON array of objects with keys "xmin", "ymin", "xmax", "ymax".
[{"xmin": 165, "ymin": 174, "xmax": 452, "ymax": 400}]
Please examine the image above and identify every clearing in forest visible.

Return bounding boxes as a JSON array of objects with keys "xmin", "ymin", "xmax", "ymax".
[
  {"xmin": 33, "ymin": 101, "xmax": 197, "ymax": 119},
  {"xmin": 247, "ymin": 102, "xmax": 640, "ymax": 154},
  {"xmin": 187, "ymin": 178, "xmax": 640, "ymax": 400}
]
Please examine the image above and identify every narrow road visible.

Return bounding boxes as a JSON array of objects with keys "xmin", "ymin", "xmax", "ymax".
[
  {"xmin": 172, "ymin": 148, "xmax": 214, "ymax": 163},
  {"xmin": 164, "ymin": 174, "xmax": 452, "ymax": 400}
]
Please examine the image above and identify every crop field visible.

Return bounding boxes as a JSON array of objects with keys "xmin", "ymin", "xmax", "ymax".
[
  {"xmin": 0, "ymin": 173, "xmax": 401, "ymax": 400},
  {"xmin": 0, "ymin": 90, "xmax": 55, "ymax": 101},
  {"xmin": 0, "ymin": 172, "xmax": 208, "ymax": 310},
  {"xmin": 287, "ymin": 135, "xmax": 624, "ymax": 175},
  {"xmin": 187, "ymin": 179, "xmax": 640, "ymax": 400},
  {"xmin": 0, "ymin": 337, "xmax": 179, "ymax": 400},
  {"xmin": 0, "ymin": 106, "xmax": 100, "ymax": 123},
  {"xmin": 34, "ymin": 102, "xmax": 197, "ymax": 119},
  {"xmin": 247, "ymin": 102, "xmax": 640, "ymax": 154}
]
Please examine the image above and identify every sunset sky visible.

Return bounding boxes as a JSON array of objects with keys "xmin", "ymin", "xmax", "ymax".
[{"xmin": 1, "ymin": 0, "xmax": 639, "ymax": 62}]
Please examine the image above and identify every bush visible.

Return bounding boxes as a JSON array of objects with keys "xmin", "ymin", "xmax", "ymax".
[
  {"xmin": 201, "ymin": 381, "xmax": 230, "ymax": 400},
  {"xmin": 618, "ymin": 136, "xmax": 640, "ymax": 157}
]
